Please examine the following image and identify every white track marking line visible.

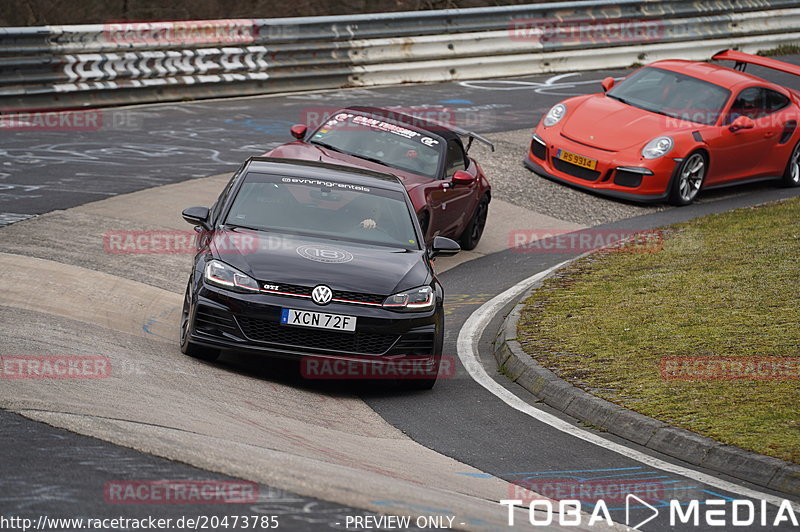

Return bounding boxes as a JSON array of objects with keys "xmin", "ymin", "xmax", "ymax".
[{"xmin": 456, "ymin": 261, "xmax": 800, "ymax": 511}]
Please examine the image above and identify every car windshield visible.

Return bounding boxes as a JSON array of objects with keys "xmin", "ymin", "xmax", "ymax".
[
  {"xmin": 607, "ymin": 67, "xmax": 731, "ymax": 125},
  {"xmin": 309, "ymin": 112, "xmax": 444, "ymax": 178},
  {"xmin": 224, "ymin": 172, "xmax": 420, "ymax": 250}
]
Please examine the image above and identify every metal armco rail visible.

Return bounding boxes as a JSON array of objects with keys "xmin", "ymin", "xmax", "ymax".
[{"xmin": 0, "ymin": 0, "xmax": 798, "ymax": 110}]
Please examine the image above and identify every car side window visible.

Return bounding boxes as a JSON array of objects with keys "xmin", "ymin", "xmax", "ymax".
[
  {"xmin": 444, "ymin": 139, "xmax": 467, "ymax": 178},
  {"xmin": 726, "ymin": 87, "xmax": 769, "ymax": 123},
  {"xmin": 766, "ymin": 89, "xmax": 790, "ymax": 113},
  {"xmin": 210, "ymin": 165, "xmax": 244, "ymax": 225}
]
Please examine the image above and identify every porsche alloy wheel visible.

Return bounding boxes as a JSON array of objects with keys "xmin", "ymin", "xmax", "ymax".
[
  {"xmin": 670, "ymin": 152, "xmax": 706, "ymax": 206},
  {"xmin": 782, "ymin": 140, "xmax": 800, "ymax": 187}
]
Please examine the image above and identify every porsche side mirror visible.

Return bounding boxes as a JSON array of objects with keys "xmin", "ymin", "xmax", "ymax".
[
  {"xmin": 601, "ymin": 77, "xmax": 615, "ymax": 92},
  {"xmin": 429, "ymin": 236, "xmax": 460, "ymax": 259},
  {"xmin": 452, "ymin": 170, "xmax": 476, "ymax": 186},
  {"xmin": 182, "ymin": 206, "xmax": 210, "ymax": 228},
  {"xmin": 729, "ymin": 115, "xmax": 755, "ymax": 132},
  {"xmin": 291, "ymin": 124, "xmax": 308, "ymax": 140}
]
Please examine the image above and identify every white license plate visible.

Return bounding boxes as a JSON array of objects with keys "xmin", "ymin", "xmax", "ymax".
[{"xmin": 280, "ymin": 309, "xmax": 357, "ymax": 332}]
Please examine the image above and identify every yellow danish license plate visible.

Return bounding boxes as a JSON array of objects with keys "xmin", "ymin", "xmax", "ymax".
[{"xmin": 557, "ymin": 149, "xmax": 597, "ymax": 170}]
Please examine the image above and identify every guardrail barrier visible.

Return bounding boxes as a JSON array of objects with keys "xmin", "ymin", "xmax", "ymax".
[{"xmin": 1, "ymin": 0, "xmax": 798, "ymax": 110}]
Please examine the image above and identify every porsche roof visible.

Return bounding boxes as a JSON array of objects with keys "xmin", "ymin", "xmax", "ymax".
[{"xmin": 647, "ymin": 59, "xmax": 767, "ymax": 90}]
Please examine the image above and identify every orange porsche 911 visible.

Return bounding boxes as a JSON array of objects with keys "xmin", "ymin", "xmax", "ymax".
[{"xmin": 525, "ymin": 50, "xmax": 800, "ymax": 205}]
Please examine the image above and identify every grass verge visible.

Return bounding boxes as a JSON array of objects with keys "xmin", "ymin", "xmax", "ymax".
[{"xmin": 517, "ymin": 197, "xmax": 800, "ymax": 464}]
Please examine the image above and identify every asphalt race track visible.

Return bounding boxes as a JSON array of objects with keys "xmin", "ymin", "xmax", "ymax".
[{"xmin": 2, "ymin": 58, "xmax": 800, "ymax": 531}]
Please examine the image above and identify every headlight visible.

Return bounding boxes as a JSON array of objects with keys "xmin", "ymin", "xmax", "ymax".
[
  {"xmin": 543, "ymin": 103, "xmax": 567, "ymax": 127},
  {"xmin": 204, "ymin": 259, "xmax": 260, "ymax": 292},
  {"xmin": 642, "ymin": 136, "xmax": 674, "ymax": 159},
  {"xmin": 383, "ymin": 285, "xmax": 434, "ymax": 311}
]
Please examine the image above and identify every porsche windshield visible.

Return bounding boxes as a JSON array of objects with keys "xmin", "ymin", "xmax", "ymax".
[
  {"xmin": 309, "ymin": 112, "xmax": 444, "ymax": 178},
  {"xmin": 224, "ymin": 172, "xmax": 420, "ymax": 250},
  {"xmin": 607, "ymin": 67, "xmax": 731, "ymax": 125}
]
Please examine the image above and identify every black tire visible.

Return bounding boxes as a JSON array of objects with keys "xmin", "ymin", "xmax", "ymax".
[
  {"xmin": 180, "ymin": 283, "xmax": 220, "ymax": 362},
  {"xmin": 781, "ymin": 140, "xmax": 800, "ymax": 187},
  {"xmin": 668, "ymin": 152, "xmax": 707, "ymax": 206},
  {"xmin": 459, "ymin": 194, "xmax": 489, "ymax": 250}
]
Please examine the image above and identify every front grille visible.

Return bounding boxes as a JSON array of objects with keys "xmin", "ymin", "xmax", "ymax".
[
  {"xmin": 552, "ymin": 157, "xmax": 600, "ymax": 181},
  {"xmin": 236, "ymin": 316, "xmax": 399, "ymax": 355},
  {"xmin": 271, "ymin": 283, "xmax": 312, "ymax": 297},
  {"xmin": 333, "ymin": 289, "xmax": 384, "ymax": 305},
  {"xmin": 263, "ymin": 282, "xmax": 384, "ymax": 306},
  {"xmin": 530, "ymin": 138, "xmax": 547, "ymax": 160},
  {"xmin": 613, "ymin": 169, "xmax": 643, "ymax": 188},
  {"xmin": 194, "ymin": 305, "xmax": 242, "ymax": 340},
  {"xmin": 390, "ymin": 332, "xmax": 436, "ymax": 355}
]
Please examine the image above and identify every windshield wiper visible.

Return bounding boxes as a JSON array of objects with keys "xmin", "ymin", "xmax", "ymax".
[
  {"xmin": 607, "ymin": 94, "xmax": 631, "ymax": 105},
  {"xmin": 223, "ymin": 222, "xmax": 268, "ymax": 233},
  {"xmin": 608, "ymin": 94, "xmax": 676, "ymax": 118},
  {"xmin": 353, "ymin": 154, "xmax": 387, "ymax": 165},
  {"xmin": 310, "ymin": 140, "xmax": 346, "ymax": 154}
]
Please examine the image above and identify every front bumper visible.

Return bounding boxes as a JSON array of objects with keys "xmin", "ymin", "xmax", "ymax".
[
  {"xmin": 526, "ymin": 131, "xmax": 678, "ymax": 203},
  {"xmin": 187, "ymin": 284, "xmax": 442, "ymax": 365}
]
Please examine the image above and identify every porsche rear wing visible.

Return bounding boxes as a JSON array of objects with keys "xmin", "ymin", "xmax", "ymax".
[{"xmin": 713, "ymin": 49, "xmax": 800, "ymax": 77}]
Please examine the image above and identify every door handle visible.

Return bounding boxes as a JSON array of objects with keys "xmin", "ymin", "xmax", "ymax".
[{"xmin": 764, "ymin": 131, "xmax": 776, "ymax": 138}]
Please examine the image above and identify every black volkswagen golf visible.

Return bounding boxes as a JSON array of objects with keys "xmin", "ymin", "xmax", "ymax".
[{"xmin": 180, "ymin": 157, "xmax": 460, "ymax": 388}]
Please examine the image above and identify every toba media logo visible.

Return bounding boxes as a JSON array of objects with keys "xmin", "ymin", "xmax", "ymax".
[{"xmin": 500, "ymin": 496, "xmax": 800, "ymax": 529}]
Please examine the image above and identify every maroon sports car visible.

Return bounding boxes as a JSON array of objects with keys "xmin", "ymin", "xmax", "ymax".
[{"xmin": 263, "ymin": 107, "xmax": 493, "ymax": 250}]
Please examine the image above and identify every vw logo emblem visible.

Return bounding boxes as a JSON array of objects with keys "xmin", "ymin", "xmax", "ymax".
[{"xmin": 311, "ymin": 285, "xmax": 333, "ymax": 306}]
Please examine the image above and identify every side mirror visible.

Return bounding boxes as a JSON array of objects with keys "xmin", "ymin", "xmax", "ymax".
[
  {"xmin": 182, "ymin": 206, "xmax": 210, "ymax": 228},
  {"xmin": 291, "ymin": 124, "xmax": 308, "ymax": 140},
  {"xmin": 601, "ymin": 77, "xmax": 615, "ymax": 93},
  {"xmin": 429, "ymin": 236, "xmax": 460, "ymax": 259},
  {"xmin": 729, "ymin": 115, "xmax": 755, "ymax": 132},
  {"xmin": 451, "ymin": 170, "xmax": 476, "ymax": 186}
]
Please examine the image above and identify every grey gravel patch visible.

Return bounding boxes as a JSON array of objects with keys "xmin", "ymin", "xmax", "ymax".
[{"xmin": 470, "ymin": 129, "xmax": 667, "ymax": 226}]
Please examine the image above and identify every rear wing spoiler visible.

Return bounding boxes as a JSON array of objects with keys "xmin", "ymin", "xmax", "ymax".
[
  {"xmin": 421, "ymin": 117, "xmax": 495, "ymax": 153},
  {"xmin": 712, "ymin": 49, "xmax": 800, "ymax": 77},
  {"xmin": 455, "ymin": 127, "xmax": 496, "ymax": 153}
]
